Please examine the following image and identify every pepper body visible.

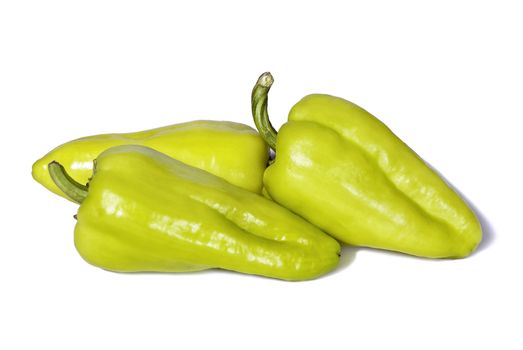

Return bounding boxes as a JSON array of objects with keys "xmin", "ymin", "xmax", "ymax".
[
  {"xmin": 253, "ymin": 74, "xmax": 482, "ymax": 258},
  {"xmin": 59, "ymin": 145, "xmax": 340, "ymax": 281},
  {"xmin": 33, "ymin": 120, "xmax": 269, "ymax": 198}
]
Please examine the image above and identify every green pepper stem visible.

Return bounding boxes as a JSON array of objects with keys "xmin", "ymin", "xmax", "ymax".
[
  {"xmin": 251, "ymin": 72, "xmax": 278, "ymax": 150},
  {"xmin": 48, "ymin": 161, "xmax": 88, "ymax": 204}
]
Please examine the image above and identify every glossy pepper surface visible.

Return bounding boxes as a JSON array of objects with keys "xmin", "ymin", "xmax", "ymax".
[
  {"xmin": 252, "ymin": 72, "xmax": 482, "ymax": 258},
  {"xmin": 49, "ymin": 145, "xmax": 340, "ymax": 281},
  {"xmin": 33, "ymin": 120, "xmax": 269, "ymax": 198}
]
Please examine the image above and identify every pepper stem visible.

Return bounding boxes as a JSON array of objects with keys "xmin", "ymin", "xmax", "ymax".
[
  {"xmin": 252, "ymin": 72, "xmax": 278, "ymax": 150},
  {"xmin": 48, "ymin": 161, "xmax": 88, "ymax": 204}
]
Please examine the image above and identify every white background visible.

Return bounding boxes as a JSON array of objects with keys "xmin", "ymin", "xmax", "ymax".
[{"xmin": 1, "ymin": 1, "xmax": 521, "ymax": 349}]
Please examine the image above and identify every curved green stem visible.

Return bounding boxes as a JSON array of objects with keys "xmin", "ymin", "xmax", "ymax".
[
  {"xmin": 48, "ymin": 161, "xmax": 88, "ymax": 204},
  {"xmin": 252, "ymin": 72, "xmax": 278, "ymax": 150}
]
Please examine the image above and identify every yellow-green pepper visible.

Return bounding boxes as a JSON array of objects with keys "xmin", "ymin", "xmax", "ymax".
[
  {"xmin": 48, "ymin": 145, "xmax": 340, "ymax": 281},
  {"xmin": 252, "ymin": 72, "xmax": 482, "ymax": 258},
  {"xmin": 33, "ymin": 120, "xmax": 269, "ymax": 199}
]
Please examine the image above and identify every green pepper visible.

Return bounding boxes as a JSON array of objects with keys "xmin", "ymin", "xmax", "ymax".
[
  {"xmin": 33, "ymin": 120, "xmax": 269, "ymax": 199},
  {"xmin": 252, "ymin": 72, "xmax": 482, "ymax": 258},
  {"xmin": 48, "ymin": 145, "xmax": 340, "ymax": 281}
]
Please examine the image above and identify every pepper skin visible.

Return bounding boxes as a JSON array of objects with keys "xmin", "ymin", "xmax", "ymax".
[
  {"xmin": 252, "ymin": 72, "xmax": 482, "ymax": 258},
  {"xmin": 33, "ymin": 120, "xmax": 269, "ymax": 199},
  {"xmin": 48, "ymin": 145, "xmax": 340, "ymax": 281}
]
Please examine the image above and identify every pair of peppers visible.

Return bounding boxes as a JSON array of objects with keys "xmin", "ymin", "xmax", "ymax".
[{"xmin": 32, "ymin": 73, "xmax": 482, "ymax": 281}]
